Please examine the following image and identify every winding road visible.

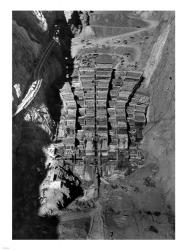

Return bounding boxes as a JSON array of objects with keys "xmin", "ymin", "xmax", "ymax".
[
  {"xmin": 143, "ymin": 24, "xmax": 171, "ymax": 88},
  {"xmin": 13, "ymin": 38, "xmax": 57, "ymax": 117},
  {"xmin": 72, "ymin": 18, "xmax": 158, "ymax": 59},
  {"xmin": 91, "ymin": 19, "xmax": 159, "ymax": 44}
]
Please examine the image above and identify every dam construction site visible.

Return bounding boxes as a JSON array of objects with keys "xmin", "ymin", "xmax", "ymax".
[{"xmin": 12, "ymin": 11, "xmax": 175, "ymax": 239}]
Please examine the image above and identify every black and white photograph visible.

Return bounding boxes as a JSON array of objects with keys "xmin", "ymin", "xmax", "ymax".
[{"xmin": 11, "ymin": 10, "xmax": 175, "ymax": 240}]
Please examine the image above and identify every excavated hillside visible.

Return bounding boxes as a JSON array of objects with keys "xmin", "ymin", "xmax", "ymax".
[{"xmin": 12, "ymin": 11, "xmax": 175, "ymax": 240}]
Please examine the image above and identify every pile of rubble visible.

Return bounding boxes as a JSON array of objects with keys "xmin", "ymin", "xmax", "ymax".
[{"xmin": 39, "ymin": 143, "xmax": 83, "ymax": 216}]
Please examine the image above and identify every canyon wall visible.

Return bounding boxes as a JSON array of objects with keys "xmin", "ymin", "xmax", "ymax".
[{"xmin": 12, "ymin": 11, "xmax": 73, "ymax": 239}]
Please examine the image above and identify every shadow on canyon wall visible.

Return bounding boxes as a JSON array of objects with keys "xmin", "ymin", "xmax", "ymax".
[
  {"xmin": 13, "ymin": 118, "xmax": 59, "ymax": 239},
  {"xmin": 13, "ymin": 11, "xmax": 82, "ymax": 239},
  {"xmin": 44, "ymin": 12, "xmax": 76, "ymax": 125}
]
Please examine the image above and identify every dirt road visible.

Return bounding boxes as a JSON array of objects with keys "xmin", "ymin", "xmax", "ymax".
[
  {"xmin": 90, "ymin": 19, "xmax": 159, "ymax": 45},
  {"xmin": 72, "ymin": 18, "xmax": 158, "ymax": 59},
  {"xmin": 87, "ymin": 201, "xmax": 104, "ymax": 239},
  {"xmin": 143, "ymin": 24, "xmax": 171, "ymax": 88},
  {"xmin": 13, "ymin": 39, "xmax": 56, "ymax": 117}
]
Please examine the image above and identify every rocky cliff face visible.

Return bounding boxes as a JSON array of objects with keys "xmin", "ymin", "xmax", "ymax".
[{"xmin": 12, "ymin": 11, "xmax": 79, "ymax": 239}]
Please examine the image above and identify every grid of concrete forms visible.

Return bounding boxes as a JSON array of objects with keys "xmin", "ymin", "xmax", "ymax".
[
  {"xmin": 95, "ymin": 55, "xmax": 113, "ymax": 165},
  {"xmin": 106, "ymin": 70, "xmax": 142, "ymax": 174},
  {"xmin": 53, "ymin": 54, "xmax": 150, "ymax": 182},
  {"xmin": 73, "ymin": 55, "xmax": 114, "ymax": 180},
  {"xmin": 126, "ymin": 90, "xmax": 149, "ymax": 169},
  {"xmin": 77, "ymin": 65, "xmax": 96, "ymax": 181}
]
